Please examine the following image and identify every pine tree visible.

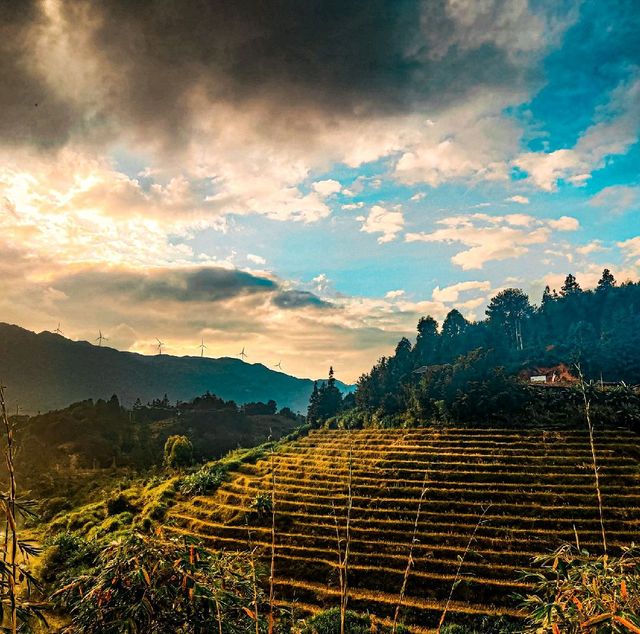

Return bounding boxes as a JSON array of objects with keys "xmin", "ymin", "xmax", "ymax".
[
  {"xmin": 597, "ymin": 268, "xmax": 616, "ymax": 291},
  {"xmin": 560, "ymin": 273, "xmax": 582, "ymax": 296}
]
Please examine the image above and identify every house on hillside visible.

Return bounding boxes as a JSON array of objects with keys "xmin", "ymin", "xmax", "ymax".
[{"xmin": 519, "ymin": 363, "xmax": 577, "ymax": 385}]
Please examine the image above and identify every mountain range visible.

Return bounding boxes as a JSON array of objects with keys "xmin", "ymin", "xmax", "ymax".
[{"xmin": 0, "ymin": 323, "xmax": 353, "ymax": 414}]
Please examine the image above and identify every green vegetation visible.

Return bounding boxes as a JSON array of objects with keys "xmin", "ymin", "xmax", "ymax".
[
  {"xmin": 520, "ymin": 544, "xmax": 640, "ymax": 633},
  {"xmin": 318, "ymin": 271, "xmax": 640, "ymax": 429},
  {"xmin": 49, "ymin": 532, "xmax": 259, "ymax": 633},
  {"xmin": 164, "ymin": 434, "xmax": 194, "ymax": 467},
  {"xmin": 167, "ymin": 424, "xmax": 640, "ymax": 630}
]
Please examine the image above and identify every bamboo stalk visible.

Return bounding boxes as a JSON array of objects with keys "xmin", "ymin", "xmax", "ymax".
[
  {"xmin": 268, "ymin": 442, "xmax": 277, "ymax": 634},
  {"xmin": 577, "ymin": 366, "xmax": 607, "ymax": 554},
  {"xmin": 437, "ymin": 504, "xmax": 491, "ymax": 634},
  {"xmin": 245, "ymin": 518, "xmax": 261, "ymax": 634},
  {"xmin": 0, "ymin": 384, "xmax": 18, "ymax": 634},
  {"xmin": 393, "ymin": 468, "xmax": 429, "ymax": 633},
  {"xmin": 340, "ymin": 441, "xmax": 353, "ymax": 634}
]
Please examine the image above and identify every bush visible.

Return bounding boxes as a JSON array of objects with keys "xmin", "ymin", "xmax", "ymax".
[
  {"xmin": 164, "ymin": 434, "xmax": 193, "ymax": 468},
  {"xmin": 52, "ymin": 532, "xmax": 260, "ymax": 634},
  {"xmin": 41, "ymin": 532, "xmax": 99, "ymax": 587},
  {"xmin": 520, "ymin": 544, "xmax": 640, "ymax": 633},
  {"xmin": 105, "ymin": 492, "xmax": 134, "ymax": 516},
  {"xmin": 250, "ymin": 492, "xmax": 273, "ymax": 518},
  {"xmin": 301, "ymin": 608, "xmax": 408, "ymax": 634},
  {"xmin": 180, "ymin": 464, "xmax": 227, "ymax": 496}
]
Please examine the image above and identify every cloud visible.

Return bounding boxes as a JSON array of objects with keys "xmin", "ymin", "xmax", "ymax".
[
  {"xmin": 0, "ymin": 0, "xmax": 566, "ymax": 153},
  {"xmin": 506, "ymin": 195, "xmax": 530, "ymax": 204},
  {"xmin": 432, "ymin": 280, "xmax": 491, "ymax": 303},
  {"xmin": 385, "ymin": 289, "xmax": 405, "ymax": 299},
  {"xmin": 272, "ymin": 291, "xmax": 332, "ymax": 310},
  {"xmin": 406, "ymin": 213, "xmax": 578, "ymax": 269},
  {"xmin": 247, "ymin": 254, "xmax": 266, "ymax": 265},
  {"xmin": 576, "ymin": 241, "xmax": 606, "ymax": 256},
  {"xmin": 360, "ymin": 205, "xmax": 404, "ymax": 244},
  {"xmin": 312, "ymin": 179, "xmax": 342, "ymax": 197},
  {"xmin": 589, "ymin": 185, "xmax": 640, "ymax": 213},
  {"xmin": 548, "ymin": 216, "xmax": 580, "ymax": 231},
  {"xmin": 514, "ymin": 73, "xmax": 640, "ymax": 190},
  {"xmin": 53, "ymin": 267, "xmax": 278, "ymax": 303},
  {"xmin": 618, "ymin": 236, "xmax": 640, "ymax": 263}
]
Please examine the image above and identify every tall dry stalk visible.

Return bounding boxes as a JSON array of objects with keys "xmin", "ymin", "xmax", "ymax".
[
  {"xmin": 268, "ymin": 442, "xmax": 277, "ymax": 634},
  {"xmin": 437, "ymin": 504, "xmax": 491, "ymax": 634},
  {"xmin": 330, "ymin": 439, "xmax": 354, "ymax": 634},
  {"xmin": 0, "ymin": 383, "xmax": 18, "ymax": 634},
  {"xmin": 393, "ymin": 469, "xmax": 429, "ymax": 633},
  {"xmin": 340, "ymin": 441, "xmax": 353, "ymax": 634},
  {"xmin": 245, "ymin": 518, "xmax": 261, "ymax": 634},
  {"xmin": 576, "ymin": 365, "xmax": 607, "ymax": 554}
]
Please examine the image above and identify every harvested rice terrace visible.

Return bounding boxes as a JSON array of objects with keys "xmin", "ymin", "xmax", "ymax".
[{"xmin": 168, "ymin": 425, "xmax": 640, "ymax": 630}]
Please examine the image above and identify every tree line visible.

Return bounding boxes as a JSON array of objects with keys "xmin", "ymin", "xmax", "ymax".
[{"xmin": 308, "ymin": 270, "xmax": 640, "ymax": 427}]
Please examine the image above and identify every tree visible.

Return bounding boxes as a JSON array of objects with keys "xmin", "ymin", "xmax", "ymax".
[
  {"xmin": 442, "ymin": 309, "xmax": 469, "ymax": 340},
  {"xmin": 414, "ymin": 316, "xmax": 439, "ymax": 365},
  {"xmin": 163, "ymin": 435, "xmax": 193, "ymax": 468},
  {"xmin": 541, "ymin": 285, "xmax": 554, "ymax": 306},
  {"xmin": 597, "ymin": 268, "xmax": 616, "ymax": 291},
  {"xmin": 485, "ymin": 288, "xmax": 533, "ymax": 351},
  {"xmin": 307, "ymin": 381, "xmax": 321, "ymax": 423},
  {"xmin": 561, "ymin": 273, "xmax": 582, "ymax": 296}
]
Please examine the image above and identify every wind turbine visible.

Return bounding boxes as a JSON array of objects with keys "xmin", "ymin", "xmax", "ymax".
[
  {"xmin": 54, "ymin": 322, "xmax": 63, "ymax": 335},
  {"xmin": 156, "ymin": 338, "xmax": 165, "ymax": 355},
  {"xmin": 198, "ymin": 337, "xmax": 207, "ymax": 358},
  {"xmin": 95, "ymin": 330, "xmax": 108, "ymax": 346},
  {"xmin": 237, "ymin": 346, "xmax": 248, "ymax": 361},
  {"xmin": 274, "ymin": 360, "xmax": 283, "ymax": 371}
]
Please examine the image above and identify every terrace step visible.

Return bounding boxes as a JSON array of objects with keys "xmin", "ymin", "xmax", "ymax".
[{"xmin": 168, "ymin": 424, "xmax": 640, "ymax": 626}]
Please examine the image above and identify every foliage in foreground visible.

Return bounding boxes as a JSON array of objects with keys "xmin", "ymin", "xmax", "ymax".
[
  {"xmin": 51, "ymin": 532, "xmax": 261, "ymax": 633},
  {"xmin": 520, "ymin": 544, "xmax": 640, "ymax": 633},
  {"xmin": 300, "ymin": 608, "xmax": 408, "ymax": 633}
]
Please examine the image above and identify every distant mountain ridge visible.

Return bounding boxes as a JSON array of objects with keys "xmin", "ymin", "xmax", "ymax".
[{"xmin": 0, "ymin": 323, "xmax": 353, "ymax": 414}]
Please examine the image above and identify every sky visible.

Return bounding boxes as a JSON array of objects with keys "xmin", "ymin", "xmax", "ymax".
[{"xmin": 1, "ymin": 0, "xmax": 639, "ymax": 383}]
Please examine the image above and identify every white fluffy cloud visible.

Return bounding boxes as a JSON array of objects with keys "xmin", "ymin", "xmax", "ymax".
[
  {"xmin": 589, "ymin": 185, "xmax": 640, "ymax": 213},
  {"xmin": 360, "ymin": 205, "xmax": 405, "ymax": 244},
  {"xmin": 406, "ymin": 213, "xmax": 579, "ymax": 270},
  {"xmin": 506, "ymin": 195, "xmax": 530, "ymax": 204},
  {"xmin": 432, "ymin": 280, "xmax": 491, "ymax": 303},
  {"xmin": 247, "ymin": 254, "xmax": 267, "ymax": 265},
  {"xmin": 312, "ymin": 179, "xmax": 342, "ymax": 197},
  {"xmin": 514, "ymin": 74, "xmax": 640, "ymax": 190}
]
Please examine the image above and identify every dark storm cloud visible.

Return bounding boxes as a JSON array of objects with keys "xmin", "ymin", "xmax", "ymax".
[
  {"xmin": 0, "ymin": 2, "xmax": 82, "ymax": 147},
  {"xmin": 85, "ymin": 0, "xmax": 536, "ymax": 117},
  {"xmin": 51, "ymin": 266, "xmax": 327, "ymax": 309},
  {"xmin": 272, "ymin": 290, "xmax": 333, "ymax": 309},
  {"xmin": 1, "ymin": 0, "xmax": 550, "ymax": 148}
]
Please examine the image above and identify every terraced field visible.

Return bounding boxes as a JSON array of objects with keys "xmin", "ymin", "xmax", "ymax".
[{"xmin": 168, "ymin": 425, "xmax": 640, "ymax": 630}]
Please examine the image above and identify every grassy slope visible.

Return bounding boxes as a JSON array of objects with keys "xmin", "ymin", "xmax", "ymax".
[{"xmin": 167, "ymin": 423, "xmax": 640, "ymax": 631}]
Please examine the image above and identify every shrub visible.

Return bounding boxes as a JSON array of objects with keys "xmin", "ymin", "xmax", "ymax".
[
  {"xmin": 250, "ymin": 492, "xmax": 273, "ymax": 518},
  {"xmin": 40, "ymin": 532, "xmax": 99, "ymax": 587},
  {"xmin": 301, "ymin": 608, "xmax": 408, "ymax": 633},
  {"xmin": 163, "ymin": 434, "xmax": 193, "ymax": 468},
  {"xmin": 180, "ymin": 464, "xmax": 227, "ymax": 496},
  {"xmin": 520, "ymin": 544, "xmax": 640, "ymax": 633},
  {"xmin": 52, "ymin": 532, "xmax": 260, "ymax": 634},
  {"xmin": 105, "ymin": 492, "xmax": 134, "ymax": 516}
]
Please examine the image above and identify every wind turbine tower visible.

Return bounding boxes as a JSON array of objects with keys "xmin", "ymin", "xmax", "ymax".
[
  {"xmin": 198, "ymin": 337, "xmax": 207, "ymax": 358},
  {"xmin": 96, "ymin": 330, "xmax": 108, "ymax": 346},
  {"xmin": 238, "ymin": 346, "xmax": 248, "ymax": 361},
  {"xmin": 156, "ymin": 338, "xmax": 165, "ymax": 355},
  {"xmin": 54, "ymin": 322, "xmax": 63, "ymax": 335}
]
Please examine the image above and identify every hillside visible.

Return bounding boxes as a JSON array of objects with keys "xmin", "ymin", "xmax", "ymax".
[
  {"xmin": 168, "ymin": 424, "xmax": 640, "ymax": 630},
  {"xmin": 0, "ymin": 323, "xmax": 352, "ymax": 414}
]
